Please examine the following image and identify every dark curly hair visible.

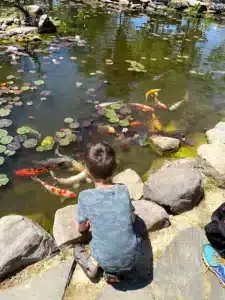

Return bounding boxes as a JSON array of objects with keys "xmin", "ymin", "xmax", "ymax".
[{"xmin": 84, "ymin": 142, "xmax": 117, "ymax": 181}]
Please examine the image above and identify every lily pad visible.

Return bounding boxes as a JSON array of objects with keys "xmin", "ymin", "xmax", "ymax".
[
  {"xmin": 40, "ymin": 90, "xmax": 51, "ymax": 97},
  {"xmin": 0, "ymin": 157, "xmax": 4, "ymax": 166},
  {"xmin": 59, "ymin": 138, "xmax": 70, "ymax": 146},
  {"xmin": 36, "ymin": 146, "xmax": 44, "ymax": 152},
  {"xmin": 120, "ymin": 106, "xmax": 132, "ymax": 114},
  {"xmin": 0, "ymin": 145, "xmax": 6, "ymax": 153},
  {"xmin": 64, "ymin": 117, "xmax": 74, "ymax": 124},
  {"xmin": 21, "ymin": 86, "xmax": 30, "ymax": 91},
  {"xmin": 0, "ymin": 129, "xmax": 8, "ymax": 138},
  {"xmin": 4, "ymin": 150, "xmax": 15, "ymax": 156},
  {"xmin": 67, "ymin": 134, "xmax": 76, "ymax": 142},
  {"xmin": 7, "ymin": 142, "xmax": 20, "ymax": 151},
  {"xmin": 0, "ymin": 174, "xmax": 9, "ymax": 186},
  {"xmin": 110, "ymin": 103, "xmax": 122, "ymax": 110},
  {"xmin": 0, "ymin": 108, "xmax": 10, "ymax": 117},
  {"xmin": 106, "ymin": 109, "xmax": 118, "ymax": 119},
  {"xmin": 23, "ymin": 139, "xmax": 38, "ymax": 149},
  {"xmin": 0, "ymin": 119, "xmax": 12, "ymax": 128},
  {"xmin": 26, "ymin": 101, "xmax": 33, "ymax": 106},
  {"xmin": 7, "ymin": 75, "xmax": 15, "ymax": 80},
  {"xmin": 55, "ymin": 131, "xmax": 65, "ymax": 138},
  {"xmin": 119, "ymin": 119, "xmax": 130, "ymax": 127},
  {"xmin": 109, "ymin": 117, "xmax": 120, "ymax": 123},
  {"xmin": 14, "ymin": 135, "xmax": 27, "ymax": 143},
  {"xmin": 69, "ymin": 122, "xmax": 80, "ymax": 129},
  {"xmin": 17, "ymin": 126, "xmax": 31, "ymax": 134},
  {"xmin": 64, "ymin": 129, "xmax": 72, "ymax": 136},
  {"xmin": 1, "ymin": 136, "xmax": 13, "ymax": 145},
  {"xmin": 34, "ymin": 80, "xmax": 44, "ymax": 86},
  {"xmin": 82, "ymin": 121, "xmax": 91, "ymax": 128}
]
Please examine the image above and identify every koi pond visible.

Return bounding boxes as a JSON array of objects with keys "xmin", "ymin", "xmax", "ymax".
[{"xmin": 0, "ymin": 1, "xmax": 225, "ymax": 231}]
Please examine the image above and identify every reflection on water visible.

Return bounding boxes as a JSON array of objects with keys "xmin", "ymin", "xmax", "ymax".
[{"xmin": 0, "ymin": 3, "xmax": 225, "ymax": 230}]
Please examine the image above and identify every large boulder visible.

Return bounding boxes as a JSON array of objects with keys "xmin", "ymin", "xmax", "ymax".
[
  {"xmin": 169, "ymin": 0, "xmax": 189, "ymax": 9},
  {"xmin": 38, "ymin": 15, "xmax": 56, "ymax": 34},
  {"xmin": 53, "ymin": 205, "xmax": 81, "ymax": 248},
  {"xmin": 150, "ymin": 135, "xmax": 180, "ymax": 153},
  {"xmin": 113, "ymin": 169, "xmax": 144, "ymax": 200},
  {"xmin": 206, "ymin": 122, "xmax": 225, "ymax": 144},
  {"xmin": 197, "ymin": 143, "xmax": 225, "ymax": 186},
  {"xmin": 143, "ymin": 159, "xmax": 203, "ymax": 214},
  {"xmin": 133, "ymin": 200, "xmax": 170, "ymax": 231},
  {"xmin": 25, "ymin": 5, "xmax": 44, "ymax": 18},
  {"xmin": 0, "ymin": 215, "xmax": 56, "ymax": 280}
]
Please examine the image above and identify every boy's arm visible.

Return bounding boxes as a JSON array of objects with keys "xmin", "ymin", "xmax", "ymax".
[{"xmin": 75, "ymin": 194, "xmax": 90, "ymax": 233}]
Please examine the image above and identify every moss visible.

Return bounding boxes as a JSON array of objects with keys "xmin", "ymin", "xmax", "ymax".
[
  {"xmin": 204, "ymin": 178, "xmax": 220, "ymax": 192},
  {"xmin": 25, "ymin": 213, "xmax": 53, "ymax": 233},
  {"xmin": 142, "ymin": 157, "xmax": 175, "ymax": 182},
  {"xmin": 171, "ymin": 132, "xmax": 207, "ymax": 159},
  {"xmin": 163, "ymin": 120, "xmax": 177, "ymax": 134}
]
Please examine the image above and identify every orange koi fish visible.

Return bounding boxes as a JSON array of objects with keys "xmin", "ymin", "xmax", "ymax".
[
  {"xmin": 130, "ymin": 121, "xmax": 145, "ymax": 127},
  {"xmin": 129, "ymin": 103, "xmax": 155, "ymax": 113},
  {"xmin": 145, "ymin": 89, "xmax": 161, "ymax": 102},
  {"xmin": 15, "ymin": 167, "xmax": 51, "ymax": 177},
  {"xmin": 154, "ymin": 95, "xmax": 168, "ymax": 110},
  {"xmin": 149, "ymin": 113, "xmax": 163, "ymax": 131},
  {"xmin": 32, "ymin": 177, "xmax": 76, "ymax": 200}
]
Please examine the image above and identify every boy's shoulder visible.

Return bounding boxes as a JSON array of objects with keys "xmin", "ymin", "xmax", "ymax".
[{"xmin": 79, "ymin": 184, "xmax": 129, "ymax": 198}]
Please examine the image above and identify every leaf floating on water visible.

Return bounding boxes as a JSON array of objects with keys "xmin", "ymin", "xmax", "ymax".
[
  {"xmin": 0, "ymin": 135, "xmax": 13, "ymax": 145},
  {"xmin": 40, "ymin": 90, "xmax": 51, "ymax": 97},
  {"xmin": 0, "ymin": 129, "xmax": 8, "ymax": 138},
  {"xmin": 64, "ymin": 129, "xmax": 72, "ymax": 136},
  {"xmin": 119, "ymin": 119, "xmax": 130, "ymax": 127},
  {"xmin": 110, "ymin": 103, "xmax": 122, "ymax": 110},
  {"xmin": 0, "ymin": 156, "xmax": 4, "ymax": 166},
  {"xmin": 0, "ymin": 145, "xmax": 6, "ymax": 153},
  {"xmin": 64, "ymin": 117, "xmax": 74, "ymax": 124},
  {"xmin": 14, "ymin": 102, "xmax": 23, "ymax": 107},
  {"xmin": 14, "ymin": 135, "xmax": 27, "ymax": 143},
  {"xmin": 109, "ymin": 117, "xmax": 119, "ymax": 123},
  {"xmin": 7, "ymin": 142, "xmax": 20, "ymax": 151},
  {"xmin": 82, "ymin": 121, "xmax": 91, "ymax": 128},
  {"xmin": 36, "ymin": 146, "xmax": 44, "ymax": 152},
  {"xmin": 70, "ymin": 56, "xmax": 77, "ymax": 60},
  {"xmin": 0, "ymin": 108, "xmax": 11, "ymax": 117},
  {"xmin": 0, "ymin": 174, "xmax": 9, "ymax": 186},
  {"xmin": 4, "ymin": 150, "xmax": 15, "ymax": 156},
  {"xmin": 120, "ymin": 106, "xmax": 132, "ymax": 115},
  {"xmin": 7, "ymin": 75, "xmax": 15, "ymax": 80},
  {"xmin": 17, "ymin": 126, "xmax": 31, "ymax": 134},
  {"xmin": 26, "ymin": 101, "xmax": 33, "ymax": 106},
  {"xmin": 40, "ymin": 97, "xmax": 47, "ymax": 101},
  {"xmin": 59, "ymin": 138, "xmax": 70, "ymax": 146},
  {"xmin": 21, "ymin": 86, "xmax": 30, "ymax": 91},
  {"xmin": 55, "ymin": 131, "xmax": 66, "ymax": 138},
  {"xmin": 67, "ymin": 134, "xmax": 76, "ymax": 142},
  {"xmin": 0, "ymin": 119, "xmax": 12, "ymax": 128},
  {"xmin": 89, "ymin": 72, "xmax": 96, "ymax": 76},
  {"xmin": 34, "ymin": 80, "xmax": 45, "ymax": 86},
  {"xmin": 23, "ymin": 139, "xmax": 38, "ymax": 149},
  {"xmin": 69, "ymin": 122, "xmax": 80, "ymax": 129}
]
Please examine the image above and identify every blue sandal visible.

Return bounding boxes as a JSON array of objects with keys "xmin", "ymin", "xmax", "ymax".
[{"xmin": 202, "ymin": 244, "xmax": 225, "ymax": 287}]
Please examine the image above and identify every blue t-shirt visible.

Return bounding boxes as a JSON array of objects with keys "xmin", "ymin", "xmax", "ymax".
[{"xmin": 77, "ymin": 184, "xmax": 141, "ymax": 272}]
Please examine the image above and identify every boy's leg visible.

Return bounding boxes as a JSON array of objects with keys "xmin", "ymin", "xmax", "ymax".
[{"xmin": 74, "ymin": 244, "xmax": 99, "ymax": 279}]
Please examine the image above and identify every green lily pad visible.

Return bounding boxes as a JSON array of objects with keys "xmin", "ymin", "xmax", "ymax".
[
  {"xmin": 69, "ymin": 122, "xmax": 80, "ymax": 129},
  {"xmin": 23, "ymin": 139, "xmax": 38, "ymax": 149},
  {"xmin": 0, "ymin": 108, "xmax": 10, "ymax": 117},
  {"xmin": 109, "ymin": 117, "xmax": 120, "ymax": 123},
  {"xmin": 105, "ymin": 109, "xmax": 117, "ymax": 119},
  {"xmin": 36, "ymin": 146, "xmax": 44, "ymax": 152},
  {"xmin": 110, "ymin": 103, "xmax": 122, "ymax": 110},
  {"xmin": 0, "ymin": 119, "xmax": 12, "ymax": 128},
  {"xmin": 0, "ymin": 174, "xmax": 9, "ymax": 186},
  {"xmin": 34, "ymin": 80, "xmax": 44, "ymax": 86},
  {"xmin": 4, "ymin": 150, "xmax": 15, "ymax": 156},
  {"xmin": 14, "ymin": 135, "xmax": 27, "ymax": 143},
  {"xmin": 119, "ymin": 119, "xmax": 130, "ymax": 127},
  {"xmin": 21, "ymin": 86, "xmax": 30, "ymax": 91},
  {"xmin": 17, "ymin": 126, "xmax": 31, "ymax": 134},
  {"xmin": 7, "ymin": 142, "xmax": 20, "ymax": 151},
  {"xmin": 64, "ymin": 129, "xmax": 72, "ymax": 136},
  {"xmin": 1, "ymin": 136, "xmax": 13, "ymax": 145},
  {"xmin": 0, "ymin": 145, "xmax": 6, "ymax": 153},
  {"xmin": 64, "ymin": 117, "xmax": 74, "ymax": 124},
  {"xmin": 0, "ymin": 129, "xmax": 8, "ymax": 138},
  {"xmin": 0, "ymin": 157, "xmax": 4, "ymax": 166},
  {"xmin": 59, "ymin": 138, "xmax": 70, "ymax": 146},
  {"xmin": 55, "ymin": 131, "xmax": 65, "ymax": 138},
  {"xmin": 41, "ymin": 136, "xmax": 55, "ymax": 146},
  {"xmin": 67, "ymin": 134, "xmax": 76, "ymax": 142}
]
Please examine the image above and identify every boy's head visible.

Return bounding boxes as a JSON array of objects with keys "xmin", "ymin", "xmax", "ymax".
[{"xmin": 84, "ymin": 142, "xmax": 117, "ymax": 182}]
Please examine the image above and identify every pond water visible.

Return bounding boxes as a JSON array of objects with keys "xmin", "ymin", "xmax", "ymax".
[{"xmin": 0, "ymin": 2, "xmax": 225, "ymax": 231}]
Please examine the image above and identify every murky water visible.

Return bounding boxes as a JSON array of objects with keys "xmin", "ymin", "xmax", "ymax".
[{"xmin": 1, "ymin": 2, "xmax": 225, "ymax": 231}]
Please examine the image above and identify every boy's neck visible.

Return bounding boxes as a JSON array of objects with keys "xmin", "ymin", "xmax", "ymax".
[{"xmin": 94, "ymin": 179, "xmax": 114, "ymax": 189}]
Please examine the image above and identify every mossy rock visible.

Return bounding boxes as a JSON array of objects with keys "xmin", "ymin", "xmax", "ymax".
[
  {"xmin": 142, "ymin": 157, "xmax": 175, "ymax": 182},
  {"xmin": 171, "ymin": 132, "xmax": 207, "ymax": 159},
  {"xmin": 25, "ymin": 213, "xmax": 53, "ymax": 233}
]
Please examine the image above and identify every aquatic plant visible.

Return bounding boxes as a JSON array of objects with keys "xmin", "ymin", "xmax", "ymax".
[
  {"xmin": 17, "ymin": 126, "xmax": 31, "ymax": 135},
  {"xmin": 0, "ymin": 119, "xmax": 12, "ymax": 128},
  {"xmin": 0, "ymin": 135, "xmax": 13, "ymax": 145},
  {"xmin": 7, "ymin": 142, "xmax": 20, "ymax": 151},
  {"xmin": 0, "ymin": 157, "xmax": 4, "ymax": 166},
  {"xmin": 23, "ymin": 139, "xmax": 38, "ymax": 149},
  {"xmin": 64, "ymin": 117, "xmax": 74, "ymax": 124},
  {"xmin": 0, "ymin": 108, "xmax": 10, "ymax": 117},
  {"xmin": 0, "ymin": 174, "xmax": 9, "ymax": 186}
]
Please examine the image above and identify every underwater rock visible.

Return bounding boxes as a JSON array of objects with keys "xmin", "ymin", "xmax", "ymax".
[
  {"xmin": 53, "ymin": 205, "xmax": 81, "ymax": 248},
  {"xmin": 143, "ymin": 159, "xmax": 203, "ymax": 214},
  {"xmin": 38, "ymin": 15, "xmax": 57, "ymax": 34},
  {"xmin": 0, "ymin": 215, "xmax": 56, "ymax": 281},
  {"xmin": 133, "ymin": 200, "xmax": 170, "ymax": 231},
  {"xmin": 150, "ymin": 135, "xmax": 180, "ymax": 153},
  {"xmin": 113, "ymin": 169, "xmax": 144, "ymax": 201},
  {"xmin": 206, "ymin": 122, "xmax": 225, "ymax": 144},
  {"xmin": 197, "ymin": 143, "xmax": 225, "ymax": 186}
]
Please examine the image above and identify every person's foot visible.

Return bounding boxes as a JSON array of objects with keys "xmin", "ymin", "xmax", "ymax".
[
  {"xmin": 202, "ymin": 244, "xmax": 225, "ymax": 287},
  {"xmin": 103, "ymin": 271, "xmax": 121, "ymax": 284}
]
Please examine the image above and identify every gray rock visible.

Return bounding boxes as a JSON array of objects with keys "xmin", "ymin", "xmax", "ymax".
[
  {"xmin": 130, "ymin": 3, "xmax": 142, "ymax": 9},
  {"xmin": 133, "ymin": 200, "xmax": 170, "ymax": 231},
  {"xmin": 169, "ymin": 0, "xmax": 189, "ymax": 9},
  {"xmin": 143, "ymin": 159, "xmax": 203, "ymax": 214},
  {"xmin": 119, "ymin": 0, "xmax": 130, "ymax": 5},
  {"xmin": 0, "ymin": 215, "xmax": 56, "ymax": 280},
  {"xmin": 206, "ymin": 122, "xmax": 225, "ymax": 144},
  {"xmin": 146, "ymin": 6, "xmax": 156, "ymax": 12},
  {"xmin": 113, "ymin": 169, "xmax": 144, "ymax": 200},
  {"xmin": 38, "ymin": 15, "xmax": 56, "ymax": 34},
  {"xmin": 53, "ymin": 205, "xmax": 81, "ymax": 248},
  {"xmin": 208, "ymin": 3, "xmax": 225, "ymax": 13},
  {"xmin": 150, "ymin": 135, "xmax": 180, "ymax": 153},
  {"xmin": 151, "ymin": 227, "xmax": 206, "ymax": 299},
  {"xmin": 197, "ymin": 143, "xmax": 225, "ymax": 186},
  {"xmin": 207, "ymin": 271, "xmax": 225, "ymax": 300},
  {"xmin": 25, "ymin": 5, "xmax": 44, "ymax": 17},
  {"xmin": 6, "ymin": 26, "xmax": 38, "ymax": 36},
  {"xmin": 0, "ymin": 259, "xmax": 74, "ymax": 300}
]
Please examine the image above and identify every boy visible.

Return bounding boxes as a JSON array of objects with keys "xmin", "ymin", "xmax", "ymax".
[{"xmin": 74, "ymin": 142, "xmax": 142, "ymax": 283}]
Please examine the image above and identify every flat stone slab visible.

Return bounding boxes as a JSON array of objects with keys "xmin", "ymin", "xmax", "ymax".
[
  {"xmin": 53, "ymin": 205, "xmax": 80, "ymax": 247},
  {"xmin": 113, "ymin": 169, "xmax": 144, "ymax": 200},
  {"xmin": 206, "ymin": 122, "xmax": 225, "ymax": 144},
  {"xmin": 150, "ymin": 227, "xmax": 206, "ymax": 300},
  {"xmin": 0, "ymin": 259, "xmax": 74, "ymax": 300},
  {"xmin": 207, "ymin": 270, "xmax": 225, "ymax": 300},
  {"xmin": 150, "ymin": 135, "xmax": 180, "ymax": 153}
]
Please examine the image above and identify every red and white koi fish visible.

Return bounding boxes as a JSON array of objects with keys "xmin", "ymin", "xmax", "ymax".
[
  {"xmin": 154, "ymin": 95, "xmax": 168, "ymax": 110},
  {"xmin": 15, "ymin": 167, "xmax": 51, "ymax": 177},
  {"xmin": 32, "ymin": 177, "xmax": 77, "ymax": 200},
  {"xmin": 129, "ymin": 103, "xmax": 155, "ymax": 113}
]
